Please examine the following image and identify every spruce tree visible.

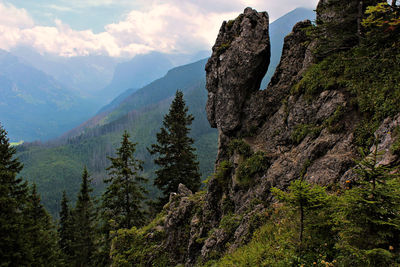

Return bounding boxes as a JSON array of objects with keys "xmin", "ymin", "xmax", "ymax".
[
  {"xmin": 149, "ymin": 90, "xmax": 201, "ymax": 209},
  {"xmin": 25, "ymin": 184, "xmax": 59, "ymax": 266},
  {"xmin": 0, "ymin": 123, "xmax": 31, "ymax": 266},
  {"xmin": 99, "ymin": 131, "xmax": 147, "ymax": 265},
  {"xmin": 72, "ymin": 166, "xmax": 97, "ymax": 267},
  {"xmin": 58, "ymin": 191, "xmax": 74, "ymax": 264},
  {"xmin": 334, "ymin": 147, "xmax": 400, "ymax": 266},
  {"xmin": 102, "ymin": 131, "xmax": 148, "ymax": 229}
]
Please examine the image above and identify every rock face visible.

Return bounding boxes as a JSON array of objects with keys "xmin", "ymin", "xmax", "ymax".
[{"xmin": 205, "ymin": 7, "xmax": 270, "ymax": 135}]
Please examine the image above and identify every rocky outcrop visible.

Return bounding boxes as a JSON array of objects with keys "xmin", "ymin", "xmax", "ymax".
[{"xmin": 205, "ymin": 7, "xmax": 270, "ymax": 135}]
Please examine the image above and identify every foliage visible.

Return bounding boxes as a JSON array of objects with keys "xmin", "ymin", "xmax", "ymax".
[
  {"xmin": 362, "ymin": 2, "xmax": 400, "ymax": 45},
  {"xmin": 213, "ymin": 160, "xmax": 233, "ymax": 187},
  {"xmin": 58, "ymin": 191, "xmax": 74, "ymax": 264},
  {"xmin": 294, "ymin": 14, "xmax": 400, "ymax": 151},
  {"xmin": 227, "ymin": 138, "xmax": 252, "ymax": 158},
  {"xmin": 0, "ymin": 123, "xmax": 31, "ymax": 266},
  {"xmin": 71, "ymin": 167, "xmax": 98, "ymax": 266},
  {"xmin": 333, "ymin": 147, "xmax": 400, "ymax": 266},
  {"xmin": 110, "ymin": 212, "xmax": 168, "ymax": 267},
  {"xmin": 236, "ymin": 151, "xmax": 269, "ymax": 186},
  {"xmin": 25, "ymin": 184, "xmax": 60, "ymax": 266},
  {"xmin": 102, "ymin": 131, "xmax": 148, "ymax": 230},
  {"xmin": 272, "ymin": 180, "xmax": 335, "ymax": 262},
  {"xmin": 291, "ymin": 124, "xmax": 322, "ymax": 145},
  {"xmin": 390, "ymin": 126, "xmax": 400, "ymax": 155},
  {"xmin": 149, "ymin": 90, "xmax": 201, "ymax": 209}
]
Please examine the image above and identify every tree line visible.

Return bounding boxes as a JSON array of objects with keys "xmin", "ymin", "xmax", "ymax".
[{"xmin": 0, "ymin": 90, "xmax": 201, "ymax": 266}]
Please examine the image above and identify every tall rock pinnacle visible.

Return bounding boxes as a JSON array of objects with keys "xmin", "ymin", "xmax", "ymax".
[{"xmin": 205, "ymin": 7, "xmax": 270, "ymax": 135}]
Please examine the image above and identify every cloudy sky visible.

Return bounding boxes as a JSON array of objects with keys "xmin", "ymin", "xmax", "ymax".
[{"xmin": 0, "ymin": 0, "xmax": 319, "ymax": 58}]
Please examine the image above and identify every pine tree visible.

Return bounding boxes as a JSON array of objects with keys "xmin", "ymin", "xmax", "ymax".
[
  {"xmin": 58, "ymin": 191, "xmax": 74, "ymax": 264},
  {"xmin": 25, "ymin": 184, "xmax": 59, "ymax": 266},
  {"xmin": 72, "ymin": 166, "xmax": 97, "ymax": 267},
  {"xmin": 102, "ymin": 131, "xmax": 148, "ymax": 229},
  {"xmin": 149, "ymin": 90, "xmax": 201, "ymax": 209},
  {"xmin": 0, "ymin": 123, "xmax": 31, "ymax": 266}
]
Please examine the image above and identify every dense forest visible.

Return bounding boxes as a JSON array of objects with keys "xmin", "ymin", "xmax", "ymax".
[{"xmin": 1, "ymin": 1, "xmax": 400, "ymax": 266}]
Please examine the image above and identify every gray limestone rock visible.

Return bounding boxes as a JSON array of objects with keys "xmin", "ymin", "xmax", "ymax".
[{"xmin": 205, "ymin": 7, "xmax": 270, "ymax": 134}]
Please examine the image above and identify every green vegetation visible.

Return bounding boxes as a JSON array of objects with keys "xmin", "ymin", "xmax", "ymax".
[
  {"xmin": 236, "ymin": 151, "xmax": 269, "ymax": 186},
  {"xmin": 149, "ymin": 90, "xmax": 201, "ymax": 210},
  {"xmin": 0, "ymin": 124, "xmax": 59, "ymax": 266},
  {"xmin": 293, "ymin": 3, "xmax": 400, "ymax": 151},
  {"xmin": 291, "ymin": 124, "xmax": 322, "ymax": 145},
  {"xmin": 17, "ymin": 81, "xmax": 217, "ymax": 217},
  {"xmin": 228, "ymin": 138, "xmax": 252, "ymax": 157},
  {"xmin": 210, "ymin": 147, "xmax": 400, "ymax": 266},
  {"xmin": 214, "ymin": 160, "xmax": 233, "ymax": 187},
  {"xmin": 102, "ymin": 131, "xmax": 148, "ymax": 229}
]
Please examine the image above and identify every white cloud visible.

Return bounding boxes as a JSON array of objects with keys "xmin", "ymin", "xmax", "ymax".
[
  {"xmin": 0, "ymin": 2, "xmax": 34, "ymax": 28},
  {"xmin": 0, "ymin": 0, "xmax": 319, "ymax": 57}
]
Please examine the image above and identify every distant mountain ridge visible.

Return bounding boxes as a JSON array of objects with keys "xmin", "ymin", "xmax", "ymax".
[{"xmin": 0, "ymin": 49, "xmax": 98, "ymax": 142}]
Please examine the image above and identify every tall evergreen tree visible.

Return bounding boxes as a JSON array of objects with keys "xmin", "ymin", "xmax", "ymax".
[
  {"xmin": 0, "ymin": 123, "xmax": 31, "ymax": 266},
  {"xmin": 58, "ymin": 191, "xmax": 74, "ymax": 264},
  {"xmin": 25, "ymin": 184, "xmax": 59, "ymax": 266},
  {"xmin": 149, "ymin": 90, "xmax": 201, "ymax": 209},
  {"xmin": 72, "ymin": 166, "xmax": 97, "ymax": 267},
  {"xmin": 102, "ymin": 131, "xmax": 148, "ymax": 229},
  {"xmin": 98, "ymin": 131, "xmax": 147, "ymax": 265}
]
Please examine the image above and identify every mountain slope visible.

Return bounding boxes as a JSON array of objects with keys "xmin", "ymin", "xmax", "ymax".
[
  {"xmin": 99, "ymin": 52, "xmax": 174, "ymax": 103},
  {"xmin": 0, "ymin": 50, "xmax": 98, "ymax": 142}
]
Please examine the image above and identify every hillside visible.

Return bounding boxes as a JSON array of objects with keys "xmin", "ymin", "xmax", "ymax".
[
  {"xmin": 108, "ymin": 1, "xmax": 400, "ymax": 266},
  {"xmin": 0, "ymin": 49, "xmax": 98, "ymax": 142}
]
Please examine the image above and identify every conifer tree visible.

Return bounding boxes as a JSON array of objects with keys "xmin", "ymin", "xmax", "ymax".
[
  {"xmin": 72, "ymin": 166, "xmax": 97, "ymax": 267},
  {"xmin": 272, "ymin": 179, "xmax": 333, "ymax": 261},
  {"xmin": 0, "ymin": 123, "xmax": 31, "ymax": 266},
  {"xmin": 25, "ymin": 184, "xmax": 59, "ymax": 266},
  {"xmin": 58, "ymin": 191, "xmax": 74, "ymax": 264},
  {"xmin": 99, "ymin": 131, "xmax": 147, "ymax": 265},
  {"xmin": 149, "ymin": 90, "xmax": 201, "ymax": 209},
  {"xmin": 334, "ymin": 146, "xmax": 400, "ymax": 266},
  {"xmin": 102, "ymin": 131, "xmax": 148, "ymax": 229}
]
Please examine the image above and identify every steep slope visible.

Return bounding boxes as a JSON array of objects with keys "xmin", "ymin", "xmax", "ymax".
[
  {"xmin": 0, "ymin": 50, "xmax": 98, "ymax": 142},
  {"xmin": 108, "ymin": 1, "xmax": 400, "ymax": 265}
]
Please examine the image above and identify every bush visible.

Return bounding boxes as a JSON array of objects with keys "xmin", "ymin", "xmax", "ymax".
[{"xmin": 236, "ymin": 152, "xmax": 269, "ymax": 186}]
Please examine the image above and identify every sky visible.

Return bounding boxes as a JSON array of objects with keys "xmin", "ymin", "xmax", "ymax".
[{"xmin": 0, "ymin": 0, "xmax": 319, "ymax": 58}]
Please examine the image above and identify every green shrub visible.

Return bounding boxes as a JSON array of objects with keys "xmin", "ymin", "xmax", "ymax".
[
  {"xmin": 214, "ymin": 160, "xmax": 233, "ymax": 187},
  {"xmin": 291, "ymin": 124, "xmax": 322, "ymax": 145},
  {"xmin": 236, "ymin": 151, "xmax": 269, "ymax": 185},
  {"xmin": 228, "ymin": 139, "xmax": 252, "ymax": 158},
  {"xmin": 219, "ymin": 213, "xmax": 242, "ymax": 237}
]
